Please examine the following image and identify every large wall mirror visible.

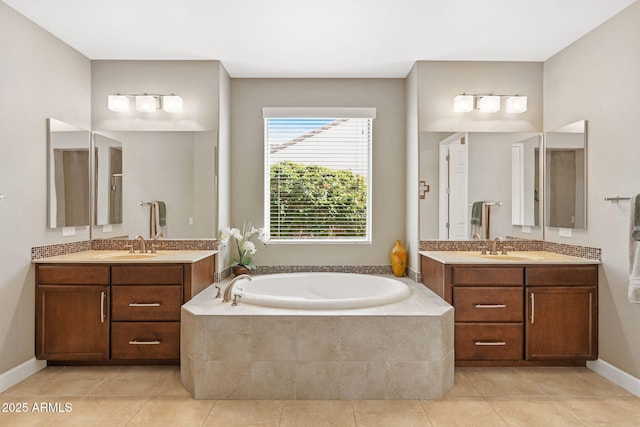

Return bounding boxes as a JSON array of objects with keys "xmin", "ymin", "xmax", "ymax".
[
  {"xmin": 47, "ymin": 118, "xmax": 91, "ymax": 228},
  {"xmin": 545, "ymin": 120, "xmax": 587, "ymax": 229},
  {"xmin": 90, "ymin": 131, "xmax": 218, "ymax": 240},
  {"xmin": 419, "ymin": 131, "xmax": 543, "ymax": 241}
]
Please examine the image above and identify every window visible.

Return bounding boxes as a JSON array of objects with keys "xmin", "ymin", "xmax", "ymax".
[{"xmin": 263, "ymin": 107, "xmax": 375, "ymax": 243}]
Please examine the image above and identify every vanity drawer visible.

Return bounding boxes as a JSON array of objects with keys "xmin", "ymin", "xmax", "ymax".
[
  {"xmin": 111, "ymin": 285, "xmax": 182, "ymax": 321},
  {"xmin": 111, "ymin": 265, "xmax": 183, "ymax": 285},
  {"xmin": 453, "ymin": 267, "xmax": 524, "ymax": 286},
  {"xmin": 526, "ymin": 266, "xmax": 597, "ymax": 286},
  {"xmin": 454, "ymin": 287, "xmax": 523, "ymax": 322},
  {"xmin": 111, "ymin": 322, "xmax": 180, "ymax": 360},
  {"xmin": 37, "ymin": 265, "xmax": 110, "ymax": 285},
  {"xmin": 455, "ymin": 323, "xmax": 523, "ymax": 361}
]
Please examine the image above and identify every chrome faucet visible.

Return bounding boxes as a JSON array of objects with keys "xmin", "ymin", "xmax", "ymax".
[
  {"xmin": 134, "ymin": 234, "xmax": 147, "ymax": 254},
  {"xmin": 154, "ymin": 232, "xmax": 164, "ymax": 240},
  {"xmin": 223, "ymin": 274, "xmax": 252, "ymax": 303},
  {"xmin": 490, "ymin": 237, "xmax": 502, "ymax": 255}
]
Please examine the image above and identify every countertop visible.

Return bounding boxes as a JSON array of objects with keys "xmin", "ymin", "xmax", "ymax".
[
  {"xmin": 33, "ymin": 249, "xmax": 218, "ymax": 264},
  {"xmin": 419, "ymin": 250, "xmax": 600, "ymax": 265}
]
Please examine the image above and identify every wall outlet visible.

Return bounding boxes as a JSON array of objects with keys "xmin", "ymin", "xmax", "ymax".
[
  {"xmin": 521, "ymin": 226, "xmax": 531, "ymax": 234},
  {"xmin": 559, "ymin": 228, "xmax": 573, "ymax": 238},
  {"xmin": 188, "ymin": 217, "xmax": 194, "ymax": 225},
  {"xmin": 62, "ymin": 227, "xmax": 76, "ymax": 236}
]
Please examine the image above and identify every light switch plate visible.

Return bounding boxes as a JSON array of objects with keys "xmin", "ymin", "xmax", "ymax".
[
  {"xmin": 62, "ymin": 227, "xmax": 76, "ymax": 236},
  {"xmin": 559, "ymin": 228, "xmax": 573, "ymax": 238},
  {"xmin": 521, "ymin": 226, "xmax": 531, "ymax": 233}
]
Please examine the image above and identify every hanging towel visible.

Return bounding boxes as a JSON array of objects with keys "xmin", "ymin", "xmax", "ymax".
[
  {"xmin": 156, "ymin": 201, "xmax": 167, "ymax": 226},
  {"xmin": 629, "ymin": 194, "xmax": 640, "ymax": 303},
  {"xmin": 470, "ymin": 201, "xmax": 484, "ymax": 226}
]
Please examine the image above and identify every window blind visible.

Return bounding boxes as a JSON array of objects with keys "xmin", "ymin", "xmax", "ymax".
[{"xmin": 264, "ymin": 114, "xmax": 372, "ymax": 243}]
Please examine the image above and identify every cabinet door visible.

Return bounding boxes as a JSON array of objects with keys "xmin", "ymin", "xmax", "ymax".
[
  {"xmin": 525, "ymin": 286, "xmax": 597, "ymax": 360},
  {"xmin": 36, "ymin": 285, "xmax": 110, "ymax": 360}
]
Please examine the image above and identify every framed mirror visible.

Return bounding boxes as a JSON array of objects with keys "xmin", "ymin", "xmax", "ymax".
[
  {"xmin": 544, "ymin": 120, "xmax": 587, "ymax": 229},
  {"xmin": 420, "ymin": 131, "xmax": 543, "ymax": 241},
  {"xmin": 47, "ymin": 118, "xmax": 91, "ymax": 228},
  {"xmin": 90, "ymin": 130, "xmax": 217, "ymax": 240}
]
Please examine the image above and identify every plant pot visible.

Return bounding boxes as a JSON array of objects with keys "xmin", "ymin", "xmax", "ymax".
[{"xmin": 232, "ymin": 265, "xmax": 251, "ymax": 276}]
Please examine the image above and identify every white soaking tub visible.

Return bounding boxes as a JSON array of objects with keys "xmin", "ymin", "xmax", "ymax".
[{"xmin": 232, "ymin": 272, "xmax": 411, "ymax": 309}]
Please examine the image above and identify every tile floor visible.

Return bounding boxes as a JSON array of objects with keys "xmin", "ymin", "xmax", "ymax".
[{"xmin": 1, "ymin": 365, "xmax": 639, "ymax": 426}]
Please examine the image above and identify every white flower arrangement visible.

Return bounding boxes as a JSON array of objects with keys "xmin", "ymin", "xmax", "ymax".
[{"xmin": 218, "ymin": 223, "xmax": 267, "ymax": 270}]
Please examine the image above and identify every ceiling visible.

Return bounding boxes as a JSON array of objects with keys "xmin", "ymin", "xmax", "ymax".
[{"xmin": 3, "ymin": 0, "xmax": 636, "ymax": 78}]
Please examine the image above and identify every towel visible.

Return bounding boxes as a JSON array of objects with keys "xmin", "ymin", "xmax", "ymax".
[
  {"xmin": 633, "ymin": 195, "xmax": 640, "ymax": 241},
  {"xmin": 470, "ymin": 201, "xmax": 484, "ymax": 226},
  {"xmin": 156, "ymin": 201, "xmax": 167, "ymax": 226},
  {"xmin": 629, "ymin": 194, "xmax": 640, "ymax": 303}
]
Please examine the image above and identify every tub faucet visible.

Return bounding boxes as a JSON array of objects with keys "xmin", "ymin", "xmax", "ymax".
[
  {"xmin": 223, "ymin": 274, "xmax": 252, "ymax": 303},
  {"xmin": 490, "ymin": 237, "xmax": 502, "ymax": 255},
  {"xmin": 134, "ymin": 234, "xmax": 147, "ymax": 253}
]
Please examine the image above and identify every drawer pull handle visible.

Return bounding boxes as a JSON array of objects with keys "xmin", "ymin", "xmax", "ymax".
[
  {"xmin": 100, "ymin": 292, "xmax": 106, "ymax": 323},
  {"xmin": 474, "ymin": 341, "xmax": 506, "ymax": 346},
  {"xmin": 129, "ymin": 302, "xmax": 161, "ymax": 307},
  {"xmin": 129, "ymin": 340, "xmax": 161, "ymax": 345},
  {"xmin": 474, "ymin": 304, "xmax": 506, "ymax": 309}
]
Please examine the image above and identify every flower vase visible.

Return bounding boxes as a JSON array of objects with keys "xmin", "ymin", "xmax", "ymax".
[
  {"xmin": 390, "ymin": 240, "xmax": 407, "ymax": 277},
  {"xmin": 232, "ymin": 265, "xmax": 250, "ymax": 276}
]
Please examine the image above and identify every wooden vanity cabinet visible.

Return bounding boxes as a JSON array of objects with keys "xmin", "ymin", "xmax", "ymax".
[
  {"xmin": 525, "ymin": 266, "xmax": 598, "ymax": 361},
  {"xmin": 421, "ymin": 256, "xmax": 598, "ymax": 366},
  {"xmin": 110, "ymin": 265, "xmax": 183, "ymax": 361},
  {"xmin": 36, "ymin": 265, "xmax": 110, "ymax": 360},
  {"xmin": 36, "ymin": 255, "xmax": 215, "ymax": 364},
  {"xmin": 452, "ymin": 267, "xmax": 524, "ymax": 363}
]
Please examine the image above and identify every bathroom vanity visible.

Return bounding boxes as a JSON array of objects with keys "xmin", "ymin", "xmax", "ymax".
[
  {"xmin": 420, "ymin": 251, "xmax": 598, "ymax": 366},
  {"xmin": 34, "ymin": 250, "xmax": 216, "ymax": 364}
]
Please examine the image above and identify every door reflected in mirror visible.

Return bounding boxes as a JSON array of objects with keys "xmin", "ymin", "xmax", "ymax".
[
  {"xmin": 94, "ymin": 134, "xmax": 123, "ymax": 226},
  {"xmin": 420, "ymin": 132, "xmax": 543, "ymax": 241},
  {"xmin": 511, "ymin": 135, "xmax": 540, "ymax": 227},
  {"xmin": 545, "ymin": 120, "xmax": 587, "ymax": 229},
  {"xmin": 47, "ymin": 118, "xmax": 91, "ymax": 228}
]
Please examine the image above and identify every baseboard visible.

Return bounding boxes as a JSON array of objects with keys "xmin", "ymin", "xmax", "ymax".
[
  {"xmin": 588, "ymin": 359, "xmax": 640, "ymax": 397},
  {"xmin": 0, "ymin": 358, "xmax": 46, "ymax": 393}
]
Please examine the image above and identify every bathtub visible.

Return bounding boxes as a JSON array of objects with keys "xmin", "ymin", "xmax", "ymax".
[{"xmin": 233, "ymin": 272, "xmax": 411, "ymax": 309}]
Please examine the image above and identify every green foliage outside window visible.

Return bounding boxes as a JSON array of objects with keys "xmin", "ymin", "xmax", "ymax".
[{"xmin": 270, "ymin": 161, "xmax": 367, "ymax": 238}]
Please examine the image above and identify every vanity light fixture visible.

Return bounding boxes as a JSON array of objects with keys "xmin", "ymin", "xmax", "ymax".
[
  {"xmin": 107, "ymin": 95, "xmax": 130, "ymax": 112},
  {"xmin": 453, "ymin": 93, "xmax": 527, "ymax": 114},
  {"xmin": 453, "ymin": 95, "xmax": 475, "ymax": 113},
  {"xmin": 162, "ymin": 95, "xmax": 183, "ymax": 113},
  {"xmin": 477, "ymin": 95, "xmax": 501, "ymax": 113},
  {"xmin": 505, "ymin": 96, "xmax": 528, "ymax": 114},
  {"xmin": 135, "ymin": 95, "xmax": 158, "ymax": 112},
  {"xmin": 107, "ymin": 93, "xmax": 184, "ymax": 113}
]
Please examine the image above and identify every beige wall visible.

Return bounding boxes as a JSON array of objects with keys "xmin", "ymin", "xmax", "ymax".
[
  {"xmin": 544, "ymin": 1, "xmax": 640, "ymax": 378},
  {"xmin": 0, "ymin": 3, "xmax": 91, "ymax": 375},
  {"xmin": 230, "ymin": 79, "xmax": 406, "ymax": 267},
  {"xmin": 405, "ymin": 65, "xmax": 421, "ymax": 273}
]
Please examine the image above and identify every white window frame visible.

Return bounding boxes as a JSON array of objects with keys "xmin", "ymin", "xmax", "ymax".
[{"xmin": 263, "ymin": 107, "xmax": 375, "ymax": 244}]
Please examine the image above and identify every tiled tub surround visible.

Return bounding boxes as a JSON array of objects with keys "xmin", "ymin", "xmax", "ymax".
[{"xmin": 181, "ymin": 277, "xmax": 454, "ymax": 400}]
